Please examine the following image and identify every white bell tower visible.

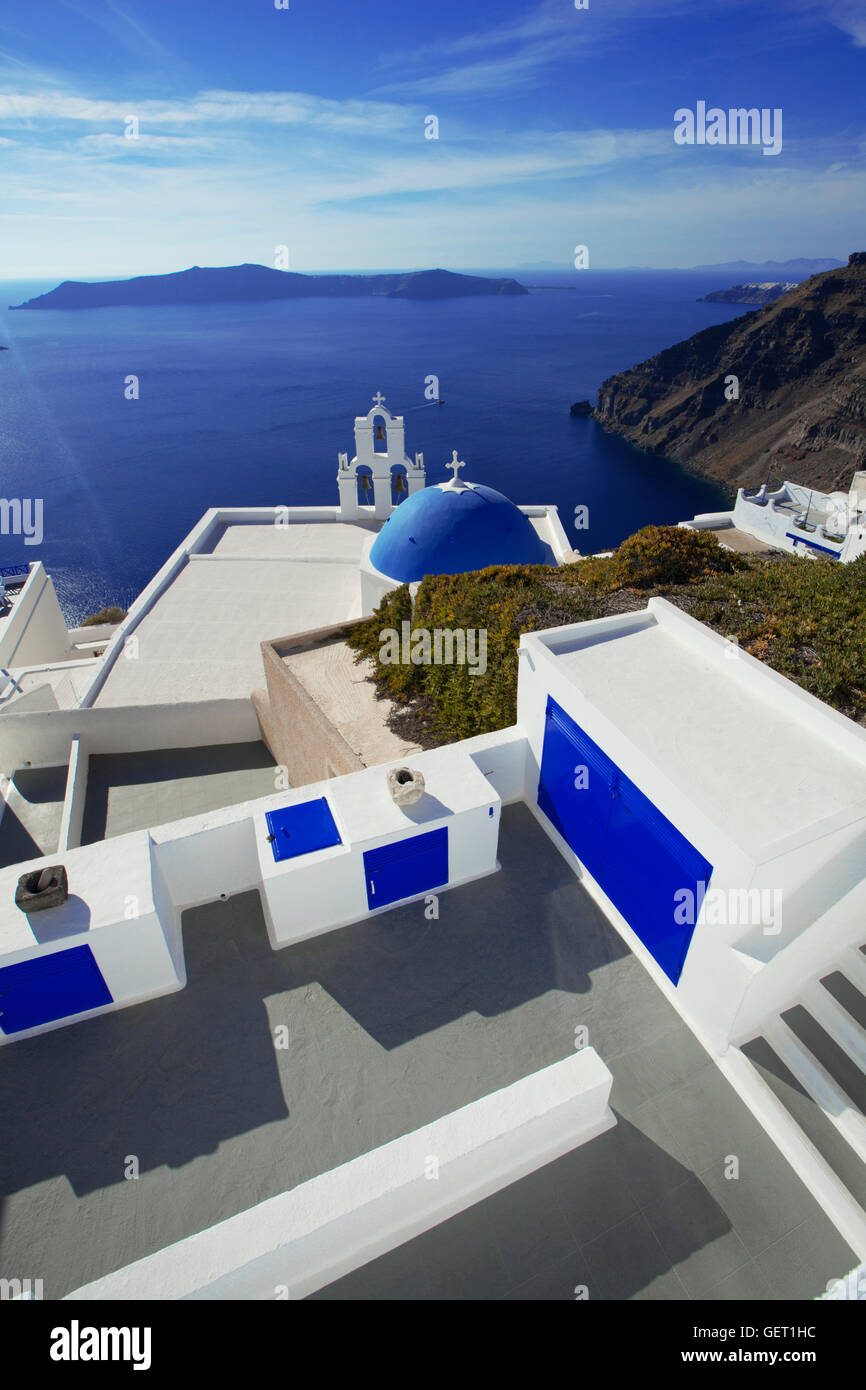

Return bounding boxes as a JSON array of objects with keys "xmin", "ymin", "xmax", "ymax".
[{"xmin": 337, "ymin": 392, "xmax": 425, "ymax": 521}]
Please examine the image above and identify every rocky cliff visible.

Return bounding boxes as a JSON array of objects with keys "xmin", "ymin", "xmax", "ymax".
[
  {"xmin": 10, "ymin": 264, "xmax": 527, "ymax": 310},
  {"xmin": 594, "ymin": 253, "xmax": 866, "ymax": 494}
]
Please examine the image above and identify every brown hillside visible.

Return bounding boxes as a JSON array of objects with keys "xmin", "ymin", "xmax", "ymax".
[{"xmin": 593, "ymin": 253, "xmax": 866, "ymax": 494}]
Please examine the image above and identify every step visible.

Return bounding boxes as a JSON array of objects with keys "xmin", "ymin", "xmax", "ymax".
[
  {"xmin": 725, "ymin": 1041, "xmax": 866, "ymax": 1262},
  {"xmin": 739, "ymin": 1034, "xmax": 866, "ymax": 1215},
  {"xmin": 826, "ymin": 949, "xmax": 866, "ymax": 1015},
  {"xmin": 802, "ymin": 981, "xmax": 866, "ymax": 1076},
  {"xmin": 781, "ymin": 1005, "xmax": 866, "ymax": 1117},
  {"xmin": 763, "ymin": 1015, "xmax": 866, "ymax": 1165}
]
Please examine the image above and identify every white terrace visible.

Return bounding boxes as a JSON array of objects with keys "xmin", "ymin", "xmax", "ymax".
[{"xmin": 0, "ymin": 596, "xmax": 864, "ymax": 1299}]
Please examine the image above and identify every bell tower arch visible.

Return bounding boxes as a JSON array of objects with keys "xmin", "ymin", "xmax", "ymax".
[{"xmin": 337, "ymin": 392, "xmax": 425, "ymax": 520}]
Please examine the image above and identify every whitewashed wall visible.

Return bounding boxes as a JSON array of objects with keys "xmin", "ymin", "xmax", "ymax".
[
  {"xmin": 0, "ymin": 697, "xmax": 260, "ymax": 771},
  {"xmin": 0, "ymin": 566, "xmax": 71, "ymax": 669}
]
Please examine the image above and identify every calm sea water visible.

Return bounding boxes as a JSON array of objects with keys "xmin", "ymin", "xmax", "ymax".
[{"xmin": 0, "ymin": 269, "xmax": 746, "ymax": 622}]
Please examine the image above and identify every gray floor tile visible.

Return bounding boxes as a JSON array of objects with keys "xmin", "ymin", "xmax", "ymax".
[
  {"xmin": 503, "ymin": 1249, "xmax": 593, "ymax": 1301},
  {"xmin": 643, "ymin": 1174, "xmax": 751, "ymax": 1296},
  {"xmin": 582, "ymin": 1210, "xmax": 685, "ymax": 1301},
  {"xmin": 649, "ymin": 1066, "xmax": 767, "ymax": 1175},
  {"xmin": 699, "ymin": 1133, "xmax": 819, "ymax": 1258},
  {"xmin": 753, "ymin": 1214, "xmax": 858, "ymax": 1301},
  {"xmin": 698, "ymin": 1259, "xmax": 773, "ymax": 1301},
  {"xmin": 609, "ymin": 1022, "xmax": 712, "ymax": 1115},
  {"xmin": 553, "ymin": 1127, "xmax": 644, "ymax": 1246}
]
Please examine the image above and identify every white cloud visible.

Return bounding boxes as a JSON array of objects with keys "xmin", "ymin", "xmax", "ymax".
[
  {"xmin": 0, "ymin": 88, "xmax": 417, "ymax": 136},
  {"xmin": 824, "ymin": 0, "xmax": 866, "ymax": 45}
]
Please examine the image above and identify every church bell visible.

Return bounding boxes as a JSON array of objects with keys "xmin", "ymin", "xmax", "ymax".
[{"xmin": 375, "ymin": 424, "xmax": 385, "ymax": 441}]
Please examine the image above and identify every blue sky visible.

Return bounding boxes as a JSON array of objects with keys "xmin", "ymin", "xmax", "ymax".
[{"xmin": 1, "ymin": 0, "xmax": 864, "ymax": 276}]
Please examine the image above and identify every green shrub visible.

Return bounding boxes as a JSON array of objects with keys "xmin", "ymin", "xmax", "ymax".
[
  {"xmin": 347, "ymin": 532, "xmax": 866, "ymax": 744},
  {"xmin": 607, "ymin": 525, "xmax": 745, "ymax": 588},
  {"xmin": 80, "ymin": 605, "xmax": 127, "ymax": 626}
]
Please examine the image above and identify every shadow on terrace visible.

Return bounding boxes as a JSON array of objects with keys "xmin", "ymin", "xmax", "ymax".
[{"xmin": 0, "ymin": 804, "xmax": 853, "ymax": 1299}]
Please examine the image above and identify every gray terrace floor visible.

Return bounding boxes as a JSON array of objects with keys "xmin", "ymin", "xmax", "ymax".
[
  {"xmin": 80, "ymin": 741, "xmax": 277, "ymax": 842},
  {"xmin": 0, "ymin": 767, "xmax": 67, "ymax": 869},
  {"xmin": 0, "ymin": 804, "xmax": 855, "ymax": 1300}
]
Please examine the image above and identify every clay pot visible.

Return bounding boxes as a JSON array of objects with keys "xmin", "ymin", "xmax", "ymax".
[{"xmin": 387, "ymin": 766, "xmax": 425, "ymax": 807}]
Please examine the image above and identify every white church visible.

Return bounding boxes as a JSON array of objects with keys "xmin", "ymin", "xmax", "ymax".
[{"xmin": 0, "ymin": 395, "xmax": 863, "ymax": 1303}]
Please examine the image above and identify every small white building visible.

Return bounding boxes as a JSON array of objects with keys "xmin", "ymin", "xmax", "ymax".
[{"xmin": 682, "ymin": 469, "xmax": 866, "ymax": 562}]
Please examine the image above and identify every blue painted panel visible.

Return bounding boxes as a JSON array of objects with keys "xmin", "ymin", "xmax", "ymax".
[
  {"xmin": 266, "ymin": 797, "xmax": 342, "ymax": 862},
  {"xmin": 536, "ymin": 697, "xmax": 712, "ymax": 985},
  {"xmin": 601, "ymin": 777, "xmax": 712, "ymax": 985},
  {"xmin": 363, "ymin": 827, "xmax": 448, "ymax": 910},
  {"xmin": 785, "ymin": 533, "xmax": 841, "ymax": 558},
  {"xmin": 538, "ymin": 696, "xmax": 616, "ymax": 879},
  {"xmin": 0, "ymin": 945, "xmax": 113, "ymax": 1034}
]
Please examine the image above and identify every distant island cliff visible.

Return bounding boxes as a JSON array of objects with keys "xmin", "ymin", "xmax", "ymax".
[
  {"xmin": 10, "ymin": 264, "xmax": 528, "ymax": 310},
  {"xmin": 592, "ymin": 253, "xmax": 866, "ymax": 494}
]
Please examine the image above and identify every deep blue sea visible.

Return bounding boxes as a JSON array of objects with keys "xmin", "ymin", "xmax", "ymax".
[{"xmin": 0, "ymin": 269, "xmax": 748, "ymax": 623}]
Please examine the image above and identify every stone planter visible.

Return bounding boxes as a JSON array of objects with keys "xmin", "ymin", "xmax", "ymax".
[
  {"xmin": 387, "ymin": 766, "xmax": 425, "ymax": 807},
  {"xmin": 15, "ymin": 865, "xmax": 69, "ymax": 913}
]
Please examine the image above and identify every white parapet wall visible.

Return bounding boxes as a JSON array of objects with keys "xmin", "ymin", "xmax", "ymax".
[
  {"xmin": 0, "ymin": 729, "xmax": 516, "ymax": 1042},
  {"xmin": 57, "ymin": 733, "xmax": 88, "ymax": 851},
  {"xmin": 0, "ymin": 564, "xmax": 72, "ymax": 669},
  {"xmin": 0, "ymin": 829, "xmax": 183, "ymax": 1045},
  {"xmin": 66, "ymin": 1047, "xmax": 615, "ymax": 1301},
  {"xmin": 0, "ymin": 697, "xmax": 260, "ymax": 772}
]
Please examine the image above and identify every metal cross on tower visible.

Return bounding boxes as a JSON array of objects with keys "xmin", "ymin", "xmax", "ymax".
[{"xmin": 372, "ymin": 391, "xmax": 386, "ymax": 408}]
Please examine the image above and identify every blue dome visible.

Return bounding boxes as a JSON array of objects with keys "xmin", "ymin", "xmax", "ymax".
[{"xmin": 368, "ymin": 482, "xmax": 549, "ymax": 582}]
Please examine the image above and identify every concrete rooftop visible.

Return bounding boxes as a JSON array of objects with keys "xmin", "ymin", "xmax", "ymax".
[
  {"xmin": 80, "ymin": 742, "xmax": 278, "ymax": 843},
  {"xmin": 0, "ymin": 804, "xmax": 854, "ymax": 1300},
  {"xmin": 95, "ymin": 519, "xmax": 380, "ymax": 708},
  {"xmin": 549, "ymin": 618, "xmax": 866, "ymax": 854},
  {"xmin": 0, "ymin": 767, "xmax": 66, "ymax": 870}
]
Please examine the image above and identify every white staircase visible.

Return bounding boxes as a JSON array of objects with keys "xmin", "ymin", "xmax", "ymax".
[{"xmin": 725, "ymin": 945, "xmax": 866, "ymax": 1263}]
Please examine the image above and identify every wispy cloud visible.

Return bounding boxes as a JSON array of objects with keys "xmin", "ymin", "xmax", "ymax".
[
  {"xmin": 822, "ymin": 0, "xmax": 866, "ymax": 45},
  {"xmin": 57, "ymin": 0, "xmax": 178, "ymax": 65},
  {"xmin": 0, "ymin": 88, "xmax": 416, "ymax": 136},
  {"xmin": 376, "ymin": 0, "xmax": 866, "ymax": 99}
]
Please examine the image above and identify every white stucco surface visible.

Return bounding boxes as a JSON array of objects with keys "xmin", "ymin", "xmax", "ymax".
[
  {"xmin": 539, "ymin": 605, "xmax": 866, "ymax": 856},
  {"xmin": 208, "ymin": 518, "xmax": 380, "ymax": 561},
  {"xmin": 258, "ymin": 742, "xmax": 502, "ymax": 947},
  {"xmin": 95, "ymin": 551, "xmax": 363, "ymax": 707}
]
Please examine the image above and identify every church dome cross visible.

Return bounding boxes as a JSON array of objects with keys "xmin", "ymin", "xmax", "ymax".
[{"xmin": 445, "ymin": 450, "xmax": 467, "ymax": 485}]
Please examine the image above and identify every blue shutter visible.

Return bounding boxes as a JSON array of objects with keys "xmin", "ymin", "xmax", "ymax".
[
  {"xmin": 537, "ymin": 697, "xmax": 712, "ymax": 984},
  {"xmin": 0, "ymin": 945, "xmax": 113, "ymax": 1034},
  {"xmin": 363, "ymin": 827, "xmax": 448, "ymax": 910},
  {"xmin": 266, "ymin": 797, "xmax": 342, "ymax": 862}
]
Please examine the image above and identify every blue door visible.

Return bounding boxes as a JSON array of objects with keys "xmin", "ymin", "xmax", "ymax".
[
  {"xmin": 265, "ymin": 797, "xmax": 342, "ymax": 862},
  {"xmin": 0, "ymin": 945, "xmax": 113, "ymax": 1034},
  {"xmin": 363, "ymin": 827, "xmax": 448, "ymax": 911},
  {"xmin": 537, "ymin": 697, "xmax": 712, "ymax": 984},
  {"xmin": 538, "ymin": 698, "xmax": 617, "ymax": 879}
]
